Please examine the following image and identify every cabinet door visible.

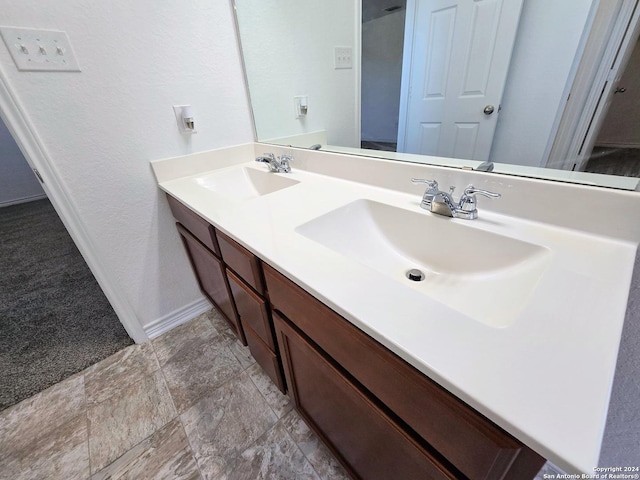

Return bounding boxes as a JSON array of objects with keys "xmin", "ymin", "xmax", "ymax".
[
  {"xmin": 244, "ymin": 326, "xmax": 285, "ymax": 393},
  {"xmin": 177, "ymin": 224, "xmax": 243, "ymax": 341},
  {"xmin": 227, "ymin": 269, "xmax": 285, "ymax": 392},
  {"xmin": 227, "ymin": 269, "xmax": 273, "ymax": 349},
  {"xmin": 274, "ymin": 312, "xmax": 457, "ymax": 480},
  {"xmin": 167, "ymin": 194, "xmax": 220, "ymax": 256},
  {"xmin": 217, "ymin": 230, "xmax": 265, "ymax": 294},
  {"xmin": 265, "ymin": 264, "xmax": 545, "ymax": 480}
]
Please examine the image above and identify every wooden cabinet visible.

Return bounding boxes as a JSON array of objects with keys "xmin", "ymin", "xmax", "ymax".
[
  {"xmin": 265, "ymin": 263, "xmax": 545, "ymax": 480},
  {"xmin": 175, "ymin": 223, "xmax": 243, "ymax": 340},
  {"xmin": 274, "ymin": 312, "xmax": 456, "ymax": 480},
  {"xmin": 167, "ymin": 193, "xmax": 546, "ymax": 479},
  {"xmin": 227, "ymin": 270, "xmax": 273, "ymax": 350},
  {"xmin": 167, "ymin": 194, "xmax": 220, "ymax": 255},
  {"xmin": 227, "ymin": 269, "xmax": 284, "ymax": 391},
  {"xmin": 217, "ymin": 230, "xmax": 265, "ymax": 294},
  {"xmin": 220, "ymin": 233, "xmax": 285, "ymax": 392}
]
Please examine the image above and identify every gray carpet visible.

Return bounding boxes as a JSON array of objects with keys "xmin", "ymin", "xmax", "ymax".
[
  {"xmin": 361, "ymin": 140, "xmax": 397, "ymax": 152},
  {"xmin": 0, "ymin": 199, "xmax": 133, "ymax": 410},
  {"xmin": 586, "ymin": 147, "xmax": 640, "ymax": 177}
]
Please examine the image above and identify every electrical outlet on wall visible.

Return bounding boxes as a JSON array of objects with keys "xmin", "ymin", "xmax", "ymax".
[
  {"xmin": 173, "ymin": 105, "xmax": 197, "ymax": 134},
  {"xmin": 293, "ymin": 95, "xmax": 308, "ymax": 118},
  {"xmin": 334, "ymin": 47, "xmax": 353, "ymax": 69},
  {"xmin": 0, "ymin": 27, "xmax": 81, "ymax": 72}
]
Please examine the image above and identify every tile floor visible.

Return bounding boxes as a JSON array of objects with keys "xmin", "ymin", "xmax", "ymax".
[{"xmin": 0, "ymin": 309, "xmax": 350, "ymax": 480}]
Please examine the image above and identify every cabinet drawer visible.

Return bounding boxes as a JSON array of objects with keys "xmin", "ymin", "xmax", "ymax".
[
  {"xmin": 264, "ymin": 264, "xmax": 544, "ymax": 480},
  {"xmin": 176, "ymin": 224, "xmax": 242, "ymax": 340},
  {"xmin": 227, "ymin": 269, "xmax": 274, "ymax": 350},
  {"xmin": 274, "ymin": 312, "xmax": 456, "ymax": 480},
  {"xmin": 244, "ymin": 325, "xmax": 285, "ymax": 393},
  {"xmin": 167, "ymin": 194, "xmax": 220, "ymax": 256},
  {"xmin": 217, "ymin": 230, "xmax": 265, "ymax": 294}
]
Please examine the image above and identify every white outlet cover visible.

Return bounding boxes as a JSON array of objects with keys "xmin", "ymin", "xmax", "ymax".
[
  {"xmin": 0, "ymin": 26, "xmax": 81, "ymax": 72},
  {"xmin": 293, "ymin": 95, "xmax": 308, "ymax": 118},
  {"xmin": 173, "ymin": 105, "xmax": 197, "ymax": 134}
]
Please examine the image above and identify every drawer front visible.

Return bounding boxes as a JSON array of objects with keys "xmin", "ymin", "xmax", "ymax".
[
  {"xmin": 217, "ymin": 230, "xmax": 265, "ymax": 294},
  {"xmin": 274, "ymin": 313, "xmax": 457, "ymax": 480},
  {"xmin": 244, "ymin": 325, "xmax": 285, "ymax": 393},
  {"xmin": 177, "ymin": 224, "xmax": 241, "ymax": 339},
  {"xmin": 264, "ymin": 264, "xmax": 543, "ymax": 480},
  {"xmin": 166, "ymin": 194, "xmax": 220, "ymax": 256},
  {"xmin": 227, "ymin": 269, "xmax": 274, "ymax": 350}
]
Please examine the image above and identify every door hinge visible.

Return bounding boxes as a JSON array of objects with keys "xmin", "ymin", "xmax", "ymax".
[{"xmin": 33, "ymin": 169, "xmax": 44, "ymax": 184}]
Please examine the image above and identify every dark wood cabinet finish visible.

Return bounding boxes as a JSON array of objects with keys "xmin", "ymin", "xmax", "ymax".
[
  {"xmin": 274, "ymin": 312, "xmax": 457, "ymax": 480},
  {"xmin": 176, "ymin": 223, "xmax": 244, "ymax": 342},
  {"xmin": 166, "ymin": 194, "xmax": 220, "ymax": 256},
  {"xmin": 227, "ymin": 269, "xmax": 274, "ymax": 350},
  {"xmin": 217, "ymin": 230, "xmax": 265, "ymax": 294},
  {"xmin": 227, "ymin": 268, "xmax": 284, "ymax": 392},
  {"xmin": 264, "ymin": 263, "xmax": 545, "ymax": 480},
  {"xmin": 167, "ymin": 195, "xmax": 546, "ymax": 479},
  {"xmin": 244, "ymin": 325, "xmax": 285, "ymax": 392}
]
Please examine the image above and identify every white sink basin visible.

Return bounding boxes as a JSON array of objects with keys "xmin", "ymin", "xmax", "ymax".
[
  {"xmin": 296, "ymin": 199, "xmax": 551, "ymax": 327},
  {"xmin": 193, "ymin": 167, "xmax": 299, "ymax": 201}
]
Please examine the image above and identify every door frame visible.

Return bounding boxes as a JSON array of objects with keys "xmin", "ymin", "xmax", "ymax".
[
  {"xmin": 396, "ymin": 0, "xmax": 417, "ymax": 152},
  {"xmin": 546, "ymin": 0, "xmax": 640, "ymax": 171},
  {"xmin": 0, "ymin": 70, "xmax": 147, "ymax": 343}
]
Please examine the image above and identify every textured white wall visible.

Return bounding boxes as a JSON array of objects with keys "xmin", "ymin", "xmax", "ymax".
[
  {"xmin": 0, "ymin": 116, "xmax": 44, "ymax": 206},
  {"xmin": 490, "ymin": 0, "xmax": 596, "ymax": 167},
  {"xmin": 235, "ymin": 0, "xmax": 359, "ymax": 148},
  {"xmin": 0, "ymin": 0, "xmax": 254, "ymax": 332},
  {"xmin": 361, "ymin": 11, "xmax": 405, "ymax": 143}
]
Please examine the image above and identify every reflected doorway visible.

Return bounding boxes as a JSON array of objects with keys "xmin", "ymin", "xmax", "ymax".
[
  {"xmin": 584, "ymin": 36, "xmax": 640, "ymax": 178},
  {"xmin": 361, "ymin": 0, "xmax": 406, "ymax": 153}
]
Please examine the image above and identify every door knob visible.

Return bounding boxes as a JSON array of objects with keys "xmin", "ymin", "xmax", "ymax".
[
  {"xmin": 615, "ymin": 87, "xmax": 627, "ymax": 94},
  {"xmin": 483, "ymin": 105, "xmax": 495, "ymax": 115}
]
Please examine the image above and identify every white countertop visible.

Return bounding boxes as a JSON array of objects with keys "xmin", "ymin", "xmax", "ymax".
[{"xmin": 151, "ymin": 144, "xmax": 640, "ymax": 474}]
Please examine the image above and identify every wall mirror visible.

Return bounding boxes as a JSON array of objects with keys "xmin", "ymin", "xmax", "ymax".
[{"xmin": 233, "ymin": 0, "xmax": 640, "ymax": 191}]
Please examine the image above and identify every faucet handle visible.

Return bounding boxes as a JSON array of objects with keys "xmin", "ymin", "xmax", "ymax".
[
  {"xmin": 278, "ymin": 153, "xmax": 293, "ymax": 173},
  {"xmin": 458, "ymin": 185, "xmax": 500, "ymax": 217},
  {"xmin": 462, "ymin": 185, "xmax": 501, "ymax": 199},
  {"xmin": 411, "ymin": 178, "xmax": 438, "ymax": 190}
]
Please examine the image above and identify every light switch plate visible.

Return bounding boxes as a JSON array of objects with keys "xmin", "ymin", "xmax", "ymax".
[
  {"xmin": 0, "ymin": 26, "xmax": 81, "ymax": 72},
  {"xmin": 334, "ymin": 46, "xmax": 353, "ymax": 69}
]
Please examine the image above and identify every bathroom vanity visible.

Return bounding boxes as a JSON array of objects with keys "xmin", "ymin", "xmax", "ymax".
[
  {"xmin": 152, "ymin": 143, "xmax": 640, "ymax": 477},
  {"xmin": 164, "ymin": 190, "xmax": 542, "ymax": 479}
]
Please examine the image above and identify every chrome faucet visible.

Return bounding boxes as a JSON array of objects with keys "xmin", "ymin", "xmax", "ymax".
[
  {"xmin": 255, "ymin": 153, "xmax": 292, "ymax": 173},
  {"xmin": 475, "ymin": 160, "xmax": 494, "ymax": 172},
  {"xmin": 411, "ymin": 178, "xmax": 500, "ymax": 220}
]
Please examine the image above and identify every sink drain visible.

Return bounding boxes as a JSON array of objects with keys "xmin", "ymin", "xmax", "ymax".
[{"xmin": 406, "ymin": 269, "xmax": 425, "ymax": 282}]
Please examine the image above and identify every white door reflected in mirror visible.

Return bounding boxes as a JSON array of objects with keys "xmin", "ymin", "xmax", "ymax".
[{"xmin": 398, "ymin": 0, "xmax": 523, "ymax": 161}]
